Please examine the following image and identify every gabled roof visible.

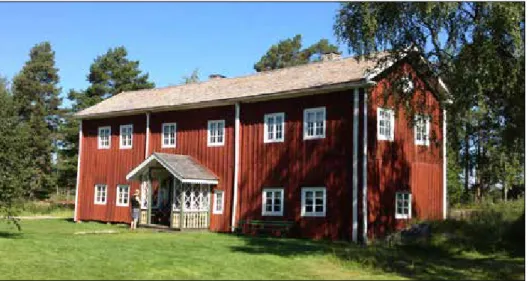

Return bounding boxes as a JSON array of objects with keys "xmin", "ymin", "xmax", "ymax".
[
  {"xmin": 126, "ymin": 153, "xmax": 219, "ymax": 185},
  {"xmin": 76, "ymin": 54, "xmax": 387, "ymax": 119}
]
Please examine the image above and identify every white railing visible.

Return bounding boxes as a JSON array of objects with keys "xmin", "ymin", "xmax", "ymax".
[{"xmin": 172, "ymin": 211, "xmax": 209, "ymax": 229}]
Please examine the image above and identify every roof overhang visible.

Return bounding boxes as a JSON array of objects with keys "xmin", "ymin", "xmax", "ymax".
[{"xmin": 126, "ymin": 153, "xmax": 219, "ymax": 185}]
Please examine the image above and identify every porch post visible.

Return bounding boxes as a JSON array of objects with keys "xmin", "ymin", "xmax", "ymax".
[
  {"xmin": 179, "ymin": 182, "xmax": 185, "ymax": 230},
  {"xmin": 147, "ymin": 168, "xmax": 152, "ymax": 225},
  {"xmin": 170, "ymin": 177, "xmax": 175, "ymax": 228}
]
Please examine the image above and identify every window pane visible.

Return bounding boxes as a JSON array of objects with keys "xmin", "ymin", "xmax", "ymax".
[
  {"xmin": 315, "ymin": 205, "xmax": 324, "ymax": 212},
  {"xmin": 305, "ymin": 205, "xmax": 313, "ymax": 213}
]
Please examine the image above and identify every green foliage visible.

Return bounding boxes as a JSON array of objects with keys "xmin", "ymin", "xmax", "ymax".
[
  {"xmin": 11, "ymin": 42, "xmax": 62, "ymax": 199},
  {"xmin": 334, "ymin": 2, "xmax": 525, "ymax": 203},
  {"xmin": 57, "ymin": 46, "xmax": 155, "ymax": 193},
  {"xmin": 0, "ymin": 77, "xmax": 32, "ymax": 225},
  {"xmin": 254, "ymin": 34, "xmax": 340, "ymax": 72},
  {"xmin": 182, "ymin": 68, "xmax": 200, "ymax": 84}
]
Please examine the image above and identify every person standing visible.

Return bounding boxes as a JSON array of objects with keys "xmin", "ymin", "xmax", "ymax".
[{"xmin": 130, "ymin": 189, "xmax": 141, "ymax": 230}]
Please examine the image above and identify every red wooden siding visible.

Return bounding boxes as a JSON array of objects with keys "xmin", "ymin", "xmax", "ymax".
[
  {"xmin": 77, "ymin": 114, "xmax": 146, "ymax": 223},
  {"xmin": 366, "ymin": 63, "xmax": 444, "ymax": 238},
  {"xmin": 149, "ymin": 106, "xmax": 235, "ymax": 232},
  {"xmin": 238, "ymin": 90, "xmax": 355, "ymax": 241}
]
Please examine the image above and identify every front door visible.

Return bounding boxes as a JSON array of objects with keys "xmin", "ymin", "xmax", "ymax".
[{"xmin": 151, "ymin": 177, "xmax": 173, "ymax": 226}]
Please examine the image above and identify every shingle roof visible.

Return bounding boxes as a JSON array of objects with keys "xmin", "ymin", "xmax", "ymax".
[
  {"xmin": 76, "ymin": 54, "xmax": 386, "ymax": 118},
  {"xmin": 126, "ymin": 153, "xmax": 219, "ymax": 184}
]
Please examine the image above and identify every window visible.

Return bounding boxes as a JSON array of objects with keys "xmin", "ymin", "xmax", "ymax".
[
  {"xmin": 262, "ymin": 188, "xmax": 284, "ymax": 216},
  {"xmin": 303, "ymin": 107, "xmax": 326, "ymax": 140},
  {"xmin": 301, "ymin": 187, "xmax": 326, "ymax": 217},
  {"xmin": 377, "ymin": 108, "xmax": 395, "ymax": 141},
  {"xmin": 116, "ymin": 185, "xmax": 130, "ymax": 207},
  {"xmin": 213, "ymin": 190, "xmax": 224, "ymax": 214},
  {"xmin": 208, "ymin": 120, "xmax": 225, "ymax": 146},
  {"xmin": 98, "ymin": 126, "xmax": 111, "ymax": 149},
  {"xmin": 119, "ymin": 124, "xmax": 133, "ymax": 149},
  {"xmin": 94, "ymin": 184, "xmax": 107, "ymax": 205},
  {"xmin": 162, "ymin": 123, "xmax": 177, "ymax": 148},
  {"xmin": 264, "ymin": 113, "xmax": 285, "ymax": 143},
  {"xmin": 395, "ymin": 192, "xmax": 412, "ymax": 219},
  {"xmin": 414, "ymin": 115, "xmax": 430, "ymax": 146}
]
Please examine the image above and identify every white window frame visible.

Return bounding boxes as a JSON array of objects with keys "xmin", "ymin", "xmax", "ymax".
[
  {"xmin": 263, "ymin": 113, "xmax": 285, "ymax": 143},
  {"xmin": 119, "ymin": 124, "xmax": 133, "ymax": 149},
  {"xmin": 377, "ymin": 108, "xmax": 395, "ymax": 141},
  {"xmin": 414, "ymin": 115, "xmax": 430, "ymax": 146},
  {"xmin": 207, "ymin": 120, "xmax": 225, "ymax": 147},
  {"xmin": 303, "ymin": 107, "xmax": 326, "ymax": 140},
  {"xmin": 212, "ymin": 190, "xmax": 224, "ymax": 214},
  {"xmin": 116, "ymin": 185, "xmax": 130, "ymax": 207},
  {"xmin": 395, "ymin": 192, "xmax": 412, "ymax": 219},
  {"xmin": 94, "ymin": 184, "xmax": 107, "ymax": 205},
  {"xmin": 261, "ymin": 188, "xmax": 284, "ymax": 216},
  {"xmin": 98, "ymin": 126, "xmax": 111, "ymax": 149},
  {"xmin": 161, "ymin": 122, "xmax": 177, "ymax": 148},
  {"xmin": 301, "ymin": 187, "xmax": 326, "ymax": 217}
]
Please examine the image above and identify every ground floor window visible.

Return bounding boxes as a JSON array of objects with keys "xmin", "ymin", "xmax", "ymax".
[
  {"xmin": 94, "ymin": 184, "xmax": 107, "ymax": 205},
  {"xmin": 395, "ymin": 192, "xmax": 412, "ymax": 219},
  {"xmin": 213, "ymin": 190, "xmax": 224, "ymax": 214},
  {"xmin": 116, "ymin": 185, "xmax": 130, "ymax": 207},
  {"xmin": 262, "ymin": 188, "xmax": 284, "ymax": 216},
  {"xmin": 301, "ymin": 187, "xmax": 326, "ymax": 217}
]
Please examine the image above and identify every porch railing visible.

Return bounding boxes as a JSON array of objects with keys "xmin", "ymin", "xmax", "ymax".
[{"xmin": 172, "ymin": 211, "xmax": 209, "ymax": 229}]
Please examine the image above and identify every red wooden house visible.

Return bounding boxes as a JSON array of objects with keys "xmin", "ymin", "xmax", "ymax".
[{"xmin": 74, "ymin": 52, "xmax": 449, "ymax": 242}]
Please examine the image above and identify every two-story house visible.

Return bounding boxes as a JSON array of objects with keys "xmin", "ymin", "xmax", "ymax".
[{"xmin": 74, "ymin": 52, "xmax": 448, "ymax": 242}]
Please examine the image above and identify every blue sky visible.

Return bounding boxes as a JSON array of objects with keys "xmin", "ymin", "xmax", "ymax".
[{"xmin": 0, "ymin": 2, "xmax": 346, "ymax": 107}]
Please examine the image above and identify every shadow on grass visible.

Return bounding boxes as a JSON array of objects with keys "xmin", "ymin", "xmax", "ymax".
[
  {"xmin": 228, "ymin": 234, "xmax": 524, "ymax": 280},
  {"xmin": 0, "ymin": 231, "xmax": 23, "ymax": 239}
]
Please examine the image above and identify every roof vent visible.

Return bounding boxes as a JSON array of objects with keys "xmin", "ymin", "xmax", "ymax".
[
  {"xmin": 209, "ymin": 74, "xmax": 226, "ymax": 80},
  {"xmin": 321, "ymin": 52, "xmax": 342, "ymax": 62}
]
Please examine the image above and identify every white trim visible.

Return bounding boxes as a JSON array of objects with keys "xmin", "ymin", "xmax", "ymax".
[
  {"xmin": 362, "ymin": 89, "xmax": 368, "ymax": 243},
  {"xmin": 97, "ymin": 126, "xmax": 111, "ymax": 149},
  {"xmin": 145, "ymin": 112, "xmax": 150, "ymax": 158},
  {"xmin": 414, "ymin": 115, "xmax": 430, "ymax": 146},
  {"xmin": 377, "ymin": 108, "xmax": 395, "ymax": 141},
  {"xmin": 395, "ymin": 192, "xmax": 412, "ymax": 219},
  {"xmin": 442, "ymin": 109, "xmax": 447, "ymax": 219},
  {"xmin": 231, "ymin": 103, "xmax": 240, "ymax": 232},
  {"xmin": 74, "ymin": 121, "xmax": 82, "ymax": 222},
  {"xmin": 352, "ymin": 89, "xmax": 359, "ymax": 242},
  {"xmin": 161, "ymin": 122, "xmax": 177, "ymax": 148},
  {"xmin": 301, "ymin": 187, "xmax": 326, "ymax": 217},
  {"xmin": 213, "ymin": 190, "xmax": 224, "ymax": 215},
  {"xmin": 119, "ymin": 124, "xmax": 133, "ymax": 149},
  {"xmin": 94, "ymin": 184, "xmax": 107, "ymax": 205},
  {"xmin": 116, "ymin": 185, "xmax": 130, "ymax": 207},
  {"xmin": 303, "ymin": 107, "xmax": 326, "ymax": 140},
  {"xmin": 263, "ymin": 112, "xmax": 285, "ymax": 143},
  {"xmin": 125, "ymin": 153, "xmax": 220, "ymax": 185},
  {"xmin": 261, "ymin": 188, "xmax": 284, "ymax": 216},
  {"xmin": 207, "ymin": 120, "xmax": 225, "ymax": 147}
]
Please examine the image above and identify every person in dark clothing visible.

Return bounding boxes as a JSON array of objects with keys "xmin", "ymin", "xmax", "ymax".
[{"xmin": 130, "ymin": 189, "xmax": 141, "ymax": 230}]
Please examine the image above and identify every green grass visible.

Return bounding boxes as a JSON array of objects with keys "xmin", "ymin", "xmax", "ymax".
[
  {"xmin": 0, "ymin": 219, "xmax": 524, "ymax": 280},
  {"xmin": 13, "ymin": 200, "xmax": 74, "ymax": 218}
]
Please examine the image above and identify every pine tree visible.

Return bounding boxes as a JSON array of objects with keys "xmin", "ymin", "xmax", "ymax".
[{"xmin": 12, "ymin": 42, "xmax": 62, "ymax": 199}]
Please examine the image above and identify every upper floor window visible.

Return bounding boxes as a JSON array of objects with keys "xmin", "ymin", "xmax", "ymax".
[
  {"xmin": 301, "ymin": 187, "xmax": 326, "ymax": 217},
  {"xmin": 208, "ymin": 120, "xmax": 225, "ymax": 146},
  {"xmin": 415, "ymin": 115, "xmax": 430, "ymax": 146},
  {"xmin": 264, "ymin": 113, "xmax": 285, "ymax": 143},
  {"xmin": 303, "ymin": 107, "xmax": 326, "ymax": 140},
  {"xmin": 94, "ymin": 184, "xmax": 107, "ymax": 205},
  {"xmin": 213, "ymin": 190, "xmax": 224, "ymax": 214},
  {"xmin": 395, "ymin": 192, "xmax": 412, "ymax": 219},
  {"xmin": 262, "ymin": 188, "xmax": 284, "ymax": 216},
  {"xmin": 120, "ymin": 124, "xmax": 133, "ymax": 149},
  {"xmin": 98, "ymin": 126, "xmax": 111, "ymax": 149},
  {"xmin": 116, "ymin": 185, "xmax": 130, "ymax": 207},
  {"xmin": 162, "ymin": 123, "xmax": 177, "ymax": 148},
  {"xmin": 377, "ymin": 108, "xmax": 394, "ymax": 141}
]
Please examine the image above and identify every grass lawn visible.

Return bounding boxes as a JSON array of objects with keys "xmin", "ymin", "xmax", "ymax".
[{"xmin": 0, "ymin": 219, "xmax": 523, "ymax": 280}]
